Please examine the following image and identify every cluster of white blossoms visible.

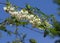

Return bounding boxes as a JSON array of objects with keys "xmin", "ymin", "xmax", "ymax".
[{"xmin": 3, "ymin": 6, "xmax": 52, "ymax": 29}]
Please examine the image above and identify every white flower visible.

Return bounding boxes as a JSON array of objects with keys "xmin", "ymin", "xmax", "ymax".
[
  {"xmin": 22, "ymin": 15, "xmax": 27, "ymax": 18},
  {"xmin": 3, "ymin": 6, "xmax": 43, "ymax": 29},
  {"xmin": 29, "ymin": 20, "xmax": 34, "ymax": 23},
  {"xmin": 20, "ymin": 9, "xmax": 28, "ymax": 14},
  {"xmin": 9, "ymin": 11, "xmax": 19, "ymax": 17},
  {"xmin": 30, "ymin": 15, "xmax": 34, "ymax": 18},
  {"xmin": 9, "ymin": 11, "xmax": 13, "ymax": 14},
  {"xmin": 3, "ymin": 7, "xmax": 7, "ymax": 10},
  {"xmin": 37, "ymin": 22, "xmax": 41, "ymax": 24},
  {"xmin": 20, "ymin": 10, "xmax": 23, "ymax": 13},
  {"xmin": 12, "ymin": 11, "xmax": 18, "ymax": 14},
  {"xmin": 27, "ymin": 15, "xmax": 31, "ymax": 19},
  {"xmin": 9, "ymin": 7, "xmax": 15, "ymax": 11},
  {"xmin": 24, "ymin": 10, "xmax": 28, "ymax": 14}
]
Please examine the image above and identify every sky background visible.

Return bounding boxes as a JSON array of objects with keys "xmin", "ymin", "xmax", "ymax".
[{"xmin": 0, "ymin": 0, "xmax": 60, "ymax": 43}]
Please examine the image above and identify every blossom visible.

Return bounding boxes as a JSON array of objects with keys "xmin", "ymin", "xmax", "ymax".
[
  {"xmin": 9, "ymin": 11, "xmax": 18, "ymax": 17},
  {"xmin": 3, "ymin": 7, "xmax": 7, "ymax": 11},
  {"xmin": 9, "ymin": 7, "xmax": 15, "ymax": 11},
  {"xmin": 26, "ymin": 15, "xmax": 34, "ymax": 20},
  {"xmin": 20, "ymin": 9, "xmax": 28, "ymax": 14},
  {"xmin": 3, "ymin": 5, "xmax": 52, "ymax": 30}
]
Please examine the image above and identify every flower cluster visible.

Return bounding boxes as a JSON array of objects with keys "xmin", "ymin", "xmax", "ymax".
[{"xmin": 3, "ymin": 5, "xmax": 52, "ymax": 30}]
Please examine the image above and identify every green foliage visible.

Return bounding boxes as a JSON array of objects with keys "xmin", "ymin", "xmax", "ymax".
[
  {"xmin": 51, "ymin": 16, "xmax": 60, "ymax": 36},
  {"xmin": 0, "ymin": 23, "xmax": 11, "ymax": 35},
  {"xmin": 0, "ymin": 24, "xmax": 6, "ymax": 31},
  {"xmin": 49, "ymin": 29, "xmax": 58, "ymax": 36},
  {"xmin": 0, "ymin": 22, "xmax": 7, "ymax": 32},
  {"xmin": 29, "ymin": 39, "xmax": 37, "ymax": 43},
  {"xmin": 26, "ymin": 4, "xmax": 31, "ymax": 10},
  {"xmin": 53, "ymin": 21, "xmax": 60, "ymax": 31},
  {"xmin": 6, "ymin": 0, "xmax": 11, "ymax": 7}
]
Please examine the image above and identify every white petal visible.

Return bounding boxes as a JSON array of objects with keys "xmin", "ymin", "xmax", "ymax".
[
  {"xmin": 3, "ymin": 7, "xmax": 7, "ymax": 10},
  {"xmin": 20, "ymin": 10, "xmax": 28, "ymax": 14},
  {"xmin": 30, "ymin": 15, "xmax": 34, "ymax": 18},
  {"xmin": 10, "ymin": 7, "xmax": 15, "ymax": 11},
  {"xmin": 13, "ymin": 11, "xmax": 18, "ymax": 14}
]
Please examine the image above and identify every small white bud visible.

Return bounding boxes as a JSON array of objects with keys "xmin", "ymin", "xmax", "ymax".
[
  {"xmin": 3, "ymin": 7, "xmax": 7, "ymax": 10},
  {"xmin": 10, "ymin": 7, "xmax": 15, "ymax": 11},
  {"xmin": 30, "ymin": 15, "xmax": 34, "ymax": 18}
]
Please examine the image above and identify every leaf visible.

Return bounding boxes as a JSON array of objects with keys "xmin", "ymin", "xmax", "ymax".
[
  {"xmin": 6, "ymin": 0, "xmax": 11, "ymax": 5},
  {"xmin": 52, "ymin": 21, "xmax": 60, "ymax": 31},
  {"xmin": 6, "ymin": 0, "xmax": 11, "ymax": 7},
  {"xmin": 26, "ymin": 4, "xmax": 31, "ymax": 10},
  {"xmin": 29, "ymin": 39, "xmax": 37, "ymax": 43},
  {"xmin": 36, "ymin": 24, "xmax": 45, "ymax": 30},
  {"xmin": 0, "ymin": 25, "xmax": 7, "ymax": 32},
  {"xmin": 6, "ymin": 18, "xmax": 15, "ymax": 25},
  {"xmin": 49, "ymin": 29, "xmax": 58, "ymax": 36},
  {"xmin": 15, "ymin": 21, "xmax": 28, "ymax": 26}
]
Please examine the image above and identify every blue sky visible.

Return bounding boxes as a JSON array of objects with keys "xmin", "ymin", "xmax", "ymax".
[{"xmin": 0, "ymin": 0, "xmax": 60, "ymax": 43}]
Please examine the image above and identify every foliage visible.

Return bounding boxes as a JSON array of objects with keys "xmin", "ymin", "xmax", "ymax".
[{"xmin": 29, "ymin": 39, "xmax": 37, "ymax": 43}]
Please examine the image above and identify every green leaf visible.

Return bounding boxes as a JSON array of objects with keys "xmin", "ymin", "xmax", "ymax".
[
  {"xmin": 52, "ymin": 20, "xmax": 60, "ymax": 31},
  {"xmin": 26, "ymin": 4, "xmax": 31, "ymax": 9},
  {"xmin": 29, "ymin": 39, "xmax": 37, "ymax": 43},
  {"xmin": 6, "ymin": 18, "xmax": 15, "ymax": 24},
  {"xmin": 6, "ymin": 0, "xmax": 11, "ymax": 7},
  {"xmin": 49, "ymin": 29, "xmax": 58, "ymax": 36},
  {"xmin": 36, "ymin": 24, "xmax": 45, "ymax": 30},
  {"xmin": 16, "ymin": 21, "xmax": 28, "ymax": 26},
  {"xmin": 0, "ymin": 25, "xmax": 7, "ymax": 32}
]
